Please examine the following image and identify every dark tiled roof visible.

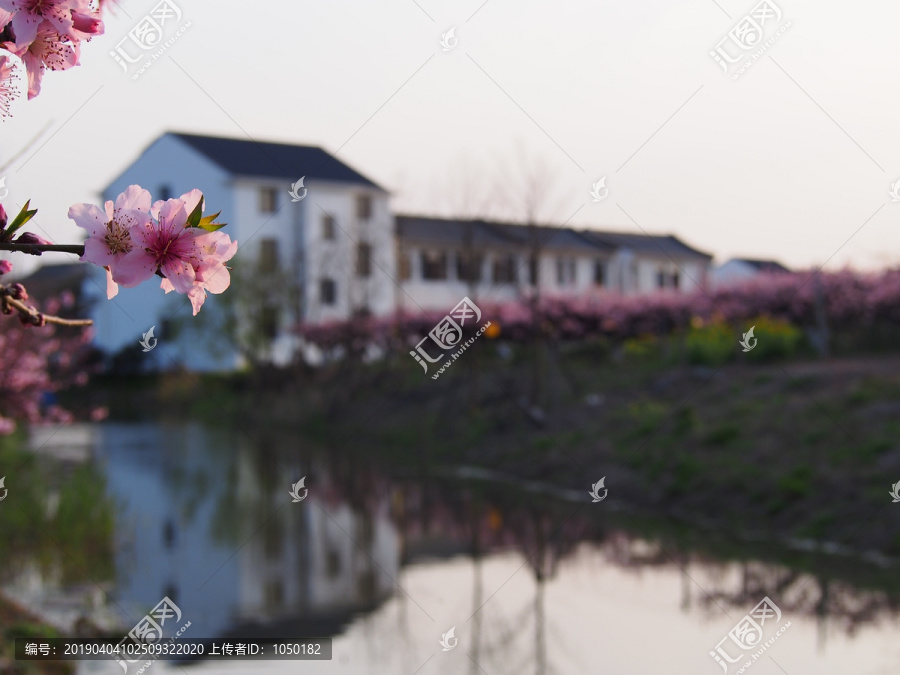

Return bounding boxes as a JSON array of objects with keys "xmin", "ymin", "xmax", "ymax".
[
  {"xmin": 578, "ymin": 230, "xmax": 713, "ymax": 260},
  {"xmin": 15, "ymin": 263, "xmax": 91, "ymax": 311},
  {"xmin": 732, "ymin": 258, "xmax": 791, "ymax": 273},
  {"xmin": 18, "ymin": 262, "xmax": 88, "ymax": 290},
  {"xmin": 397, "ymin": 216, "xmax": 615, "ymax": 252},
  {"xmin": 396, "ymin": 216, "xmax": 516, "ymax": 247},
  {"xmin": 397, "ymin": 215, "xmax": 710, "ymax": 258},
  {"xmin": 484, "ymin": 221, "xmax": 616, "ymax": 252},
  {"xmin": 170, "ymin": 133, "xmax": 383, "ymax": 189}
]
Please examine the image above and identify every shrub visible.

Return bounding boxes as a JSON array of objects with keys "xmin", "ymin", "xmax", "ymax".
[
  {"xmin": 745, "ymin": 315, "xmax": 804, "ymax": 361},
  {"xmin": 685, "ymin": 321, "xmax": 734, "ymax": 366}
]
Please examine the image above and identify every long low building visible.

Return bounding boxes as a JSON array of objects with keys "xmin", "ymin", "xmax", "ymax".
[
  {"xmin": 395, "ymin": 216, "xmax": 711, "ymax": 313},
  {"xmin": 20, "ymin": 132, "xmax": 714, "ymax": 370}
]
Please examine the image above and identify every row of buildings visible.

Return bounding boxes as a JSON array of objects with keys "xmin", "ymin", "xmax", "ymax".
[{"xmin": 18, "ymin": 132, "xmax": 788, "ymax": 371}]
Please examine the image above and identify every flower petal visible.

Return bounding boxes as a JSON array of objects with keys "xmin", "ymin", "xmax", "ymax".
[
  {"xmin": 68, "ymin": 202, "xmax": 109, "ymax": 237},
  {"xmin": 113, "ymin": 251, "xmax": 157, "ymax": 288},
  {"xmin": 115, "ymin": 185, "xmax": 152, "ymax": 212}
]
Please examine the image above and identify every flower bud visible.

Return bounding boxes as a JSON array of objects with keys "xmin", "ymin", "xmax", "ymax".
[{"xmin": 15, "ymin": 232, "xmax": 52, "ymax": 246}]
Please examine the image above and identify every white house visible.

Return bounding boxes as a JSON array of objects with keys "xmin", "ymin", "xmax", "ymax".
[
  {"xmin": 711, "ymin": 257, "xmax": 790, "ymax": 288},
  {"xmin": 89, "ymin": 132, "xmax": 396, "ymax": 370},
  {"xmin": 40, "ymin": 131, "xmax": 714, "ymax": 370}
]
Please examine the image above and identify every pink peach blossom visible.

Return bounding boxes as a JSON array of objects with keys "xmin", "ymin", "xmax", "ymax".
[
  {"xmin": 7, "ymin": 20, "xmax": 79, "ymax": 98},
  {"xmin": 0, "ymin": 53, "xmax": 20, "ymax": 118},
  {"xmin": 0, "ymin": 0, "xmax": 102, "ymax": 46},
  {"xmin": 68, "ymin": 184, "xmax": 152, "ymax": 299},
  {"xmin": 160, "ymin": 230, "xmax": 238, "ymax": 314},
  {"xmin": 118, "ymin": 193, "xmax": 204, "ymax": 294}
]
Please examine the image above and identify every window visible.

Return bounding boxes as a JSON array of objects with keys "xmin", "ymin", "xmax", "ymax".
[
  {"xmin": 260, "ymin": 306, "xmax": 279, "ymax": 339},
  {"xmin": 356, "ymin": 194, "xmax": 372, "ymax": 220},
  {"xmin": 528, "ymin": 257, "xmax": 539, "ymax": 286},
  {"xmin": 456, "ymin": 253, "xmax": 483, "ymax": 282},
  {"xmin": 259, "ymin": 238, "xmax": 280, "ymax": 269},
  {"xmin": 160, "ymin": 319, "xmax": 176, "ymax": 340},
  {"xmin": 593, "ymin": 260, "xmax": 606, "ymax": 286},
  {"xmin": 320, "ymin": 278, "xmax": 337, "ymax": 305},
  {"xmin": 356, "ymin": 243, "xmax": 372, "ymax": 277},
  {"xmin": 162, "ymin": 518, "xmax": 176, "ymax": 549},
  {"xmin": 398, "ymin": 251, "xmax": 412, "ymax": 280},
  {"xmin": 326, "ymin": 549, "xmax": 341, "ymax": 578},
  {"xmin": 492, "ymin": 255, "xmax": 517, "ymax": 283},
  {"xmin": 264, "ymin": 523, "xmax": 283, "ymax": 558},
  {"xmin": 259, "ymin": 186, "xmax": 278, "ymax": 213},
  {"xmin": 264, "ymin": 580, "xmax": 284, "ymax": 608},
  {"xmin": 421, "ymin": 251, "xmax": 448, "ymax": 280},
  {"xmin": 159, "ymin": 184, "xmax": 172, "ymax": 201},
  {"xmin": 657, "ymin": 267, "xmax": 680, "ymax": 289},
  {"xmin": 322, "ymin": 214, "xmax": 336, "ymax": 240},
  {"xmin": 556, "ymin": 257, "xmax": 576, "ymax": 285}
]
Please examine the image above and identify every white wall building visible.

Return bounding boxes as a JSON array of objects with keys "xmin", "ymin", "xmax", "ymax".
[
  {"xmin": 47, "ymin": 132, "xmax": 713, "ymax": 371},
  {"xmin": 88, "ymin": 132, "xmax": 395, "ymax": 370},
  {"xmin": 710, "ymin": 258, "xmax": 790, "ymax": 289}
]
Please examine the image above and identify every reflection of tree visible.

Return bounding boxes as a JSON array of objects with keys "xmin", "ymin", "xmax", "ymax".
[
  {"xmin": 397, "ymin": 474, "xmax": 900, "ymax": 660},
  {"xmin": 202, "ymin": 424, "xmax": 900, "ymax": 653},
  {"xmin": 0, "ymin": 435, "xmax": 115, "ymax": 585}
]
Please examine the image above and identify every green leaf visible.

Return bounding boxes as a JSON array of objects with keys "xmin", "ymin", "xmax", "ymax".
[
  {"xmin": 196, "ymin": 211, "xmax": 226, "ymax": 232},
  {"xmin": 2, "ymin": 201, "xmax": 38, "ymax": 241},
  {"xmin": 185, "ymin": 194, "xmax": 204, "ymax": 229}
]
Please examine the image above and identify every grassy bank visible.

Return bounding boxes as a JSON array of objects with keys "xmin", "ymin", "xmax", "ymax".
[{"xmin": 82, "ymin": 341, "xmax": 900, "ymax": 581}]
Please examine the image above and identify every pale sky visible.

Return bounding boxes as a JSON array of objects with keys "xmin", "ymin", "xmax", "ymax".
[{"xmin": 4, "ymin": 0, "xmax": 900, "ymax": 275}]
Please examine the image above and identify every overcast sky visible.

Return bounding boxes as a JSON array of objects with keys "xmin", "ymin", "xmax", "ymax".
[{"xmin": 3, "ymin": 0, "xmax": 900, "ymax": 274}]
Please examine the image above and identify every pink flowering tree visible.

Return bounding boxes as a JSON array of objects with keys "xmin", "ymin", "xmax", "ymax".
[{"xmin": 0, "ymin": 1, "xmax": 239, "ymax": 431}]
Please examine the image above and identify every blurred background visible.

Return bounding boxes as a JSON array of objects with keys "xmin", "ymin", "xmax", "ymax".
[{"xmin": 2, "ymin": 0, "xmax": 900, "ymax": 673}]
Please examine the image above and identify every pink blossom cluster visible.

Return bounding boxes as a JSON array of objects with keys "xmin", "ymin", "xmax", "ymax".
[
  {"xmin": 69, "ymin": 185, "xmax": 238, "ymax": 315},
  {"xmin": 0, "ymin": 0, "xmax": 104, "ymax": 113},
  {"xmin": 0, "ymin": 267, "xmax": 95, "ymax": 434},
  {"xmin": 298, "ymin": 269, "xmax": 900, "ymax": 350}
]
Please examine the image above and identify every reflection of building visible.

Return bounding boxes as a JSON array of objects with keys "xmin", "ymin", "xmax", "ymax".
[
  {"xmin": 95, "ymin": 423, "xmax": 399, "ymax": 638},
  {"xmin": 711, "ymin": 257, "xmax": 791, "ymax": 288}
]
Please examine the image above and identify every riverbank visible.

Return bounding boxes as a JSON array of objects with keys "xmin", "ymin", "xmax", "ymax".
[{"xmin": 81, "ymin": 346, "xmax": 900, "ymax": 587}]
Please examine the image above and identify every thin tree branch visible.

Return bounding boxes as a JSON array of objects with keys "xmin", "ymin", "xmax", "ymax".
[
  {"xmin": 0, "ymin": 284, "xmax": 93, "ymax": 326},
  {"xmin": 0, "ymin": 243, "xmax": 85, "ymax": 256}
]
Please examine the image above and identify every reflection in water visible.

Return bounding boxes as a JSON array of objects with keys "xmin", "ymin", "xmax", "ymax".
[
  {"xmin": 2, "ymin": 422, "xmax": 900, "ymax": 674},
  {"xmin": 94, "ymin": 423, "xmax": 399, "ymax": 640}
]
